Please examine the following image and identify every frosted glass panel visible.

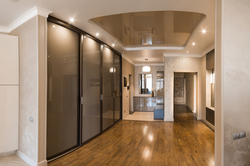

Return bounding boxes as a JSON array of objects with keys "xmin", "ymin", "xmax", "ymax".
[
  {"xmin": 114, "ymin": 53, "xmax": 121, "ymax": 123},
  {"xmin": 47, "ymin": 22, "xmax": 79, "ymax": 159},
  {"xmin": 82, "ymin": 36, "xmax": 101, "ymax": 142},
  {"xmin": 102, "ymin": 47, "xmax": 114, "ymax": 130}
]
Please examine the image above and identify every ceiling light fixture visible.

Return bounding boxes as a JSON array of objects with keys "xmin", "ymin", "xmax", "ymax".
[
  {"xmin": 192, "ymin": 42, "xmax": 195, "ymax": 46},
  {"xmin": 202, "ymin": 29, "xmax": 206, "ymax": 34},
  {"xmin": 112, "ymin": 44, "xmax": 115, "ymax": 47},
  {"xmin": 53, "ymin": 25, "xmax": 55, "ymax": 28},
  {"xmin": 96, "ymin": 33, "xmax": 99, "ymax": 36},
  {"xmin": 187, "ymin": 51, "xmax": 189, "ymax": 53},
  {"xmin": 142, "ymin": 59, "xmax": 151, "ymax": 72},
  {"xmin": 70, "ymin": 18, "xmax": 74, "ymax": 23}
]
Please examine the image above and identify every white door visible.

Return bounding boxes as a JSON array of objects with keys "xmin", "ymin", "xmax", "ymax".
[{"xmin": 0, "ymin": 34, "xmax": 19, "ymax": 153}]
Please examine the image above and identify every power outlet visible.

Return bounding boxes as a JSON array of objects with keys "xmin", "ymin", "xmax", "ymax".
[
  {"xmin": 30, "ymin": 117, "xmax": 34, "ymax": 122},
  {"xmin": 233, "ymin": 131, "xmax": 246, "ymax": 140}
]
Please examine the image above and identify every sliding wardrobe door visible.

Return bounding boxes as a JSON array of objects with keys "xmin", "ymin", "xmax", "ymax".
[
  {"xmin": 102, "ymin": 47, "xmax": 114, "ymax": 130},
  {"xmin": 47, "ymin": 22, "xmax": 80, "ymax": 159},
  {"xmin": 114, "ymin": 54, "xmax": 121, "ymax": 123},
  {"xmin": 82, "ymin": 36, "xmax": 101, "ymax": 143}
]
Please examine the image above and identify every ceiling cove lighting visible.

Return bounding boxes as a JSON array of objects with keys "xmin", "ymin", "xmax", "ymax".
[
  {"xmin": 142, "ymin": 59, "xmax": 151, "ymax": 72},
  {"xmin": 70, "ymin": 18, "xmax": 74, "ymax": 23}
]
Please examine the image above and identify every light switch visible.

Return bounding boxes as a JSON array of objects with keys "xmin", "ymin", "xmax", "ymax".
[
  {"xmin": 233, "ymin": 131, "xmax": 246, "ymax": 140},
  {"xmin": 239, "ymin": 131, "xmax": 246, "ymax": 138}
]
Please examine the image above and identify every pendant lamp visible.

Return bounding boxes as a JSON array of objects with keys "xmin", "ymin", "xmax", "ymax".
[{"xmin": 142, "ymin": 59, "xmax": 151, "ymax": 72}]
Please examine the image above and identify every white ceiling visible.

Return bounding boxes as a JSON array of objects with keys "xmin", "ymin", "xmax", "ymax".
[{"xmin": 0, "ymin": 0, "xmax": 215, "ymax": 64}]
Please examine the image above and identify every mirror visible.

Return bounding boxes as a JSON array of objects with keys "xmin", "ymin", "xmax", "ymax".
[
  {"xmin": 139, "ymin": 74, "xmax": 152, "ymax": 94},
  {"xmin": 156, "ymin": 71, "xmax": 164, "ymax": 96}
]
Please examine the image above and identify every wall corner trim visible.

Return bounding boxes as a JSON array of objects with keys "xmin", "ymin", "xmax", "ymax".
[
  {"xmin": 122, "ymin": 55, "xmax": 135, "ymax": 65},
  {"xmin": 1, "ymin": 6, "xmax": 53, "ymax": 33},
  {"xmin": 164, "ymin": 117, "xmax": 174, "ymax": 121},
  {"xmin": 0, "ymin": 26, "xmax": 9, "ymax": 33}
]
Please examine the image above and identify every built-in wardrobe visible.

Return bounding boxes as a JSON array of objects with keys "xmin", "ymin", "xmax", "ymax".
[{"xmin": 47, "ymin": 16, "xmax": 122, "ymax": 160}]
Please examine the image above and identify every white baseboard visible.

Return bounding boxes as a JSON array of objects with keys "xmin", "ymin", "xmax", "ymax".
[
  {"xmin": 16, "ymin": 150, "xmax": 47, "ymax": 166},
  {"xmin": 164, "ymin": 117, "xmax": 174, "ymax": 121},
  {"xmin": 16, "ymin": 150, "xmax": 36, "ymax": 166},
  {"xmin": 201, "ymin": 117, "xmax": 215, "ymax": 131}
]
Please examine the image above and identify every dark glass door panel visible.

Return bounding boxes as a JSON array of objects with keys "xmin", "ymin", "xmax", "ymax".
[
  {"xmin": 47, "ymin": 22, "xmax": 79, "ymax": 159},
  {"xmin": 114, "ymin": 53, "xmax": 121, "ymax": 123},
  {"xmin": 102, "ymin": 46, "xmax": 114, "ymax": 130},
  {"xmin": 82, "ymin": 37, "xmax": 101, "ymax": 142},
  {"xmin": 47, "ymin": 19, "xmax": 122, "ymax": 161}
]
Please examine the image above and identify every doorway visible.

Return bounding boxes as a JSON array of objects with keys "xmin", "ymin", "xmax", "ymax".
[{"xmin": 174, "ymin": 72, "xmax": 197, "ymax": 119}]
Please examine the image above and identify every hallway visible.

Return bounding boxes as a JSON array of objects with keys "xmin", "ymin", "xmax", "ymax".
[{"xmin": 49, "ymin": 106, "xmax": 214, "ymax": 166}]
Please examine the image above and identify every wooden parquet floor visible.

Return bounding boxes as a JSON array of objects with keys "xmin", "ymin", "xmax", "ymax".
[{"xmin": 48, "ymin": 105, "xmax": 215, "ymax": 166}]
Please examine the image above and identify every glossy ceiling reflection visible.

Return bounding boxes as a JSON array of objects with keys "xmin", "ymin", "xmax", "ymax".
[{"xmin": 90, "ymin": 11, "xmax": 205, "ymax": 48}]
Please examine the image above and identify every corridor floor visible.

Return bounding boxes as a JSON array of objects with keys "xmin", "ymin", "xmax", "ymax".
[
  {"xmin": 49, "ymin": 105, "xmax": 215, "ymax": 166},
  {"xmin": 123, "ymin": 111, "xmax": 163, "ymax": 121}
]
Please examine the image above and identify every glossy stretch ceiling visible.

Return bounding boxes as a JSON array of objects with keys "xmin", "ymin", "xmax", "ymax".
[
  {"xmin": 0, "ymin": 0, "xmax": 215, "ymax": 64},
  {"xmin": 91, "ymin": 11, "xmax": 205, "ymax": 48}
]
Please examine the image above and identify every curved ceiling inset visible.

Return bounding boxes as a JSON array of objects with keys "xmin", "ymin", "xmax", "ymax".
[{"xmin": 90, "ymin": 11, "xmax": 206, "ymax": 50}]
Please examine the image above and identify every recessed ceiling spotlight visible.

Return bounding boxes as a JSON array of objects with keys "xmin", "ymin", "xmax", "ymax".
[
  {"xmin": 112, "ymin": 44, "xmax": 115, "ymax": 47},
  {"xmin": 84, "ymin": 36, "xmax": 86, "ymax": 38},
  {"xmin": 96, "ymin": 33, "xmax": 99, "ymax": 36},
  {"xmin": 52, "ymin": 25, "xmax": 55, "ymax": 28},
  {"xmin": 192, "ymin": 42, "xmax": 195, "ymax": 46},
  {"xmin": 187, "ymin": 51, "xmax": 189, "ymax": 53},
  {"xmin": 202, "ymin": 29, "xmax": 206, "ymax": 34},
  {"xmin": 70, "ymin": 18, "xmax": 74, "ymax": 23}
]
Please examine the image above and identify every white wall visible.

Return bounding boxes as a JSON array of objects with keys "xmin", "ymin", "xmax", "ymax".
[
  {"xmin": 10, "ymin": 15, "xmax": 48, "ymax": 165},
  {"xmin": 164, "ymin": 57, "xmax": 202, "ymax": 121},
  {"xmin": 185, "ymin": 73, "xmax": 195, "ymax": 112},
  {"xmin": 122, "ymin": 58, "xmax": 135, "ymax": 118},
  {"xmin": 216, "ymin": 0, "xmax": 250, "ymax": 165}
]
